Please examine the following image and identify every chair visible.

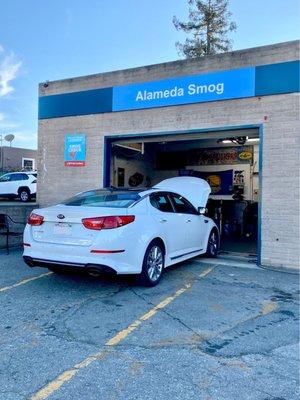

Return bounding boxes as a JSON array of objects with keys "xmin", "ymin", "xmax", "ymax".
[{"xmin": 0, "ymin": 214, "xmax": 25, "ymax": 254}]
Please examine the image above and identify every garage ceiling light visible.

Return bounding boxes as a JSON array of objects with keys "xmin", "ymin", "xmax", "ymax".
[{"xmin": 219, "ymin": 137, "xmax": 259, "ymax": 145}]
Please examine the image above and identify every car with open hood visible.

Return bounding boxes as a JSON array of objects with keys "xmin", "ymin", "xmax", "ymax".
[{"xmin": 23, "ymin": 177, "xmax": 219, "ymax": 286}]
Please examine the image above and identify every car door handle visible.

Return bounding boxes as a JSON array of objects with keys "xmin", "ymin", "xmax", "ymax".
[
  {"xmin": 186, "ymin": 219, "xmax": 192, "ymax": 223},
  {"xmin": 159, "ymin": 219, "xmax": 167, "ymax": 223},
  {"xmin": 204, "ymin": 220, "xmax": 209, "ymax": 223}
]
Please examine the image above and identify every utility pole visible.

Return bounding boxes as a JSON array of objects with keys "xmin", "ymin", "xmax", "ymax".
[{"xmin": 0, "ymin": 133, "xmax": 3, "ymax": 176}]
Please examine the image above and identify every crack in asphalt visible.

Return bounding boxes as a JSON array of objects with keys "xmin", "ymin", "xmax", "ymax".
[{"xmin": 40, "ymin": 284, "xmax": 129, "ymax": 347}]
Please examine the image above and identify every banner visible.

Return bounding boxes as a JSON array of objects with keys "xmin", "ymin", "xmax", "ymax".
[
  {"xmin": 64, "ymin": 134, "xmax": 86, "ymax": 167},
  {"xmin": 188, "ymin": 146, "xmax": 253, "ymax": 166},
  {"xmin": 193, "ymin": 170, "xmax": 233, "ymax": 195}
]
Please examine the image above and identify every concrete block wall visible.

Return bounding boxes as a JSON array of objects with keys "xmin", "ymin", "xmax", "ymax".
[{"xmin": 37, "ymin": 41, "xmax": 300, "ymax": 270}]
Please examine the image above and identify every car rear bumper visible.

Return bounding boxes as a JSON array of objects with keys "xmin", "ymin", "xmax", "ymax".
[{"xmin": 23, "ymin": 256, "xmax": 117, "ymax": 275}]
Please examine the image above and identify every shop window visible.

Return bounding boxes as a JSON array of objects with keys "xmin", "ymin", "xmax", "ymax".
[{"xmin": 22, "ymin": 158, "xmax": 35, "ymax": 171}]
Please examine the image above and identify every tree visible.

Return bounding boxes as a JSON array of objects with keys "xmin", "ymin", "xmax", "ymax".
[{"xmin": 173, "ymin": 0, "xmax": 237, "ymax": 58}]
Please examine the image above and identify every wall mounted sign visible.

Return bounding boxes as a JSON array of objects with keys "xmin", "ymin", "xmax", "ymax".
[
  {"xmin": 189, "ymin": 146, "xmax": 253, "ymax": 166},
  {"xmin": 38, "ymin": 61, "xmax": 300, "ymax": 119},
  {"xmin": 112, "ymin": 68, "xmax": 255, "ymax": 111},
  {"xmin": 64, "ymin": 134, "xmax": 86, "ymax": 167}
]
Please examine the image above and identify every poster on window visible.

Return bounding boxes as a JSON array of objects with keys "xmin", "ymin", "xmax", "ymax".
[
  {"xmin": 193, "ymin": 170, "xmax": 233, "ymax": 195},
  {"xmin": 64, "ymin": 134, "xmax": 86, "ymax": 167}
]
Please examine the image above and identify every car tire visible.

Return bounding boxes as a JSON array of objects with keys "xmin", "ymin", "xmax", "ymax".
[
  {"xmin": 205, "ymin": 229, "xmax": 219, "ymax": 258},
  {"xmin": 19, "ymin": 188, "xmax": 30, "ymax": 202},
  {"xmin": 138, "ymin": 241, "xmax": 165, "ymax": 287}
]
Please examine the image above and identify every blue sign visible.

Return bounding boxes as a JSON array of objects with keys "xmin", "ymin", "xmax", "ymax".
[
  {"xmin": 113, "ymin": 67, "xmax": 255, "ymax": 112},
  {"xmin": 193, "ymin": 170, "xmax": 233, "ymax": 195},
  {"xmin": 64, "ymin": 134, "xmax": 86, "ymax": 167}
]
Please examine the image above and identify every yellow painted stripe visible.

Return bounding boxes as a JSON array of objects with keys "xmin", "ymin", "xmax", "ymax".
[
  {"xmin": 0, "ymin": 272, "xmax": 53, "ymax": 293},
  {"xmin": 30, "ymin": 266, "xmax": 214, "ymax": 400},
  {"xmin": 199, "ymin": 266, "xmax": 214, "ymax": 278}
]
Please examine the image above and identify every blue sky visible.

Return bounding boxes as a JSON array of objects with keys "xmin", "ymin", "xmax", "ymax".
[{"xmin": 0, "ymin": 0, "xmax": 299, "ymax": 149}]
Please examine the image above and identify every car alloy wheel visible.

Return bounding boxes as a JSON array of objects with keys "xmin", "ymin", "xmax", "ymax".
[
  {"xmin": 146, "ymin": 245, "xmax": 164, "ymax": 283},
  {"xmin": 20, "ymin": 190, "xmax": 29, "ymax": 202},
  {"xmin": 208, "ymin": 230, "xmax": 218, "ymax": 257}
]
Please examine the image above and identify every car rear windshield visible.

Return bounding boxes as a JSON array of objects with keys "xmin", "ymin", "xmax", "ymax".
[{"xmin": 62, "ymin": 190, "xmax": 141, "ymax": 208}]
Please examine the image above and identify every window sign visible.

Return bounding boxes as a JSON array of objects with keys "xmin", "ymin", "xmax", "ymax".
[{"xmin": 64, "ymin": 134, "xmax": 86, "ymax": 167}]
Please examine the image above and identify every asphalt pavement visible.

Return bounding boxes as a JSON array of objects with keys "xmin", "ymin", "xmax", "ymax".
[{"xmin": 0, "ymin": 250, "xmax": 299, "ymax": 400}]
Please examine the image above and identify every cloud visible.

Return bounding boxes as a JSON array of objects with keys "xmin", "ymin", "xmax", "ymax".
[
  {"xmin": 0, "ymin": 112, "xmax": 20, "ymax": 129},
  {"xmin": 14, "ymin": 131, "xmax": 37, "ymax": 148},
  {"xmin": 0, "ymin": 46, "xmax": 22, "ymax": 96}
]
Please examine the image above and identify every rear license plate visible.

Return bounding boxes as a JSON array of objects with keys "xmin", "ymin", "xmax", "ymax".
[{"xmin": 53, "ymin": 223, "xmax": 71, "ymax": 235}]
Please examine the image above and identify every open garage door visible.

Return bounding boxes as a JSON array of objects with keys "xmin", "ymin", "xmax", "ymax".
[{"xmin": 104, "ymin": 127, "xmax": 261, "ymax": 260}]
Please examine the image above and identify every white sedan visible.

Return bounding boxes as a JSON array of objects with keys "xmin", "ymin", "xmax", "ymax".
[{"xmin": 23, "ymin": 177, "xmax": 219, "ymax": 286}]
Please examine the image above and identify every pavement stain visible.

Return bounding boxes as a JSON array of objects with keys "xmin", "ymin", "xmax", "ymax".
[
  {"xmin": 226, "ymin": 360, "xmax": 251, "ymax": 371},
  {"xmin": 128, "ymin": 360, "xmax": 146, "ymax": 376},
  {"xmin": 150, "ymin": 332, "xmax": 210, "ymax": 348},
  {"xmin": 197, "ymin": 359, "xmax": 250, "ymax": 391},
  {"xmin": 209, "ymin": 303, "xmax": 226, "ymax": 313}
]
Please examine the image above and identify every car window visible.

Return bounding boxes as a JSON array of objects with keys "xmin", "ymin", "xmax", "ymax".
[
  {"xmin": 10, "ymin": 173, "xmax": 27, "ymax": 181},
  {"xmin": 150, "ymin": 193, "xmax": 174, "ymax": 213},
  {"xmin": 20, "ymin": 173, "xmax": 29, "ymax": 180},
  {"xmin": 170, "ymin": 193, "xmax": 198, "ymax": 215},
  {"xmin": 62, "ymin": 190, "xmax": 141, "ymax": 208},
  {"xmin": 0, "ymin": 174, "xmax": 11, "ymax": 182}
]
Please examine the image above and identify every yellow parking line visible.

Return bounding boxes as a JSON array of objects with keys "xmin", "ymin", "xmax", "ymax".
[
  {"xmin": 30, "ymin": 266, "xmax": 215, "ymax": 400},
  {"xmin": 0, "ymin": 272, "xmax": 53, "ymax": 293}
]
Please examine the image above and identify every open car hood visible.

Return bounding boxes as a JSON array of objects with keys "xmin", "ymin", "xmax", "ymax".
[{"xmin": 155, "ymin": 176, "xmax": 211, "ymax": 210}]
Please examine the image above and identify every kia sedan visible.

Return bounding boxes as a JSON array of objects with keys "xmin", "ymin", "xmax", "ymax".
[{"xmin": 23, "ymin": 177, "xmax": 219, "ymax": 286}]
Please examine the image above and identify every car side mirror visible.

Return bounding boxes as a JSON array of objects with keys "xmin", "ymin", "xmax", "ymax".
[{"xmin": 198, "ymin": 207, "xmax": 207, "ymax": 215}]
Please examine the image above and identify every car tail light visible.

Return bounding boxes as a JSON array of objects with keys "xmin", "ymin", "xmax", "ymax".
[
  {"xmin": 82, "ymin": 215, "xmax": 135, "ymax": 230},
  {"xmin": 27, "ymin": 213, "xmax": 44, "ymax": 226}
]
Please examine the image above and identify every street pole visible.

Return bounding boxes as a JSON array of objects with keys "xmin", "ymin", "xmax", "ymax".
[{"xmin": 0, "ymin": 133, "xmax": 3, "ymax": 176}]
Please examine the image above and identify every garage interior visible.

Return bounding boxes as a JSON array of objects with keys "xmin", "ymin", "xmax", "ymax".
[{"xmin": 107, "ymin": 128, "xmax": 260, "ymax": 259}]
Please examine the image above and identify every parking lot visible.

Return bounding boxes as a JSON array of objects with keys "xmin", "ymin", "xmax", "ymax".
[{"xmin": 0, "ymin": 250, "xmax": 299, "ymax": 400}]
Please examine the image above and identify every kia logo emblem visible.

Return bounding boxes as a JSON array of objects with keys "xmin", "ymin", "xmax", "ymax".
[{"xmin": 57, "ymin": 214, "xmax": 65, "ymax": 220}]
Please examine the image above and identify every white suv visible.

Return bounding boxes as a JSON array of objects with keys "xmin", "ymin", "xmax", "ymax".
[{"xmin": 0, "ymin": 172, "xmax": 37, "ymax": 202}]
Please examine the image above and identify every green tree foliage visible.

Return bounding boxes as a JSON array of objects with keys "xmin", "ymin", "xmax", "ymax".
[{"xmin": 173, "ymin": 0, "xmax": 237, "ymax": 58}]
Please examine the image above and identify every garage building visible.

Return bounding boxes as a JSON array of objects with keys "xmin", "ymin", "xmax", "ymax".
[{"xmin": 37, "ymin": 40, "xmax": 300, "ymax": 270}]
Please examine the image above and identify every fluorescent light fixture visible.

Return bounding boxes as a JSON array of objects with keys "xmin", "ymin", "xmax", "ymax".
[
  {"xmin": 247, "ymin": 138, "xmax": 260, "ymax": 142},
  {"xmin": 221, "ymin": 140, "xmax": 232, "ymax": 144}
]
